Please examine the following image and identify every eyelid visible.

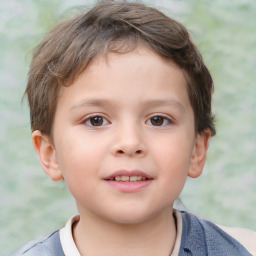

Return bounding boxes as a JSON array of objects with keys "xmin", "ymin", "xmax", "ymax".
[
  {"xmin": 146, "ymin": 113, "xmax": 174, "ymax": 126},
  {"xmin": 82, "ymin": 113, "xmax": 111, "ymax": 126},
  {"xmin": 147, "ymin": 113, "xmax": 173, "ymax": 120}
]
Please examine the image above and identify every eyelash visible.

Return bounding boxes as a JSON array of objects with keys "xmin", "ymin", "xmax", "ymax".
[
  {"xmin": 83, "ymin": 115, "xmax": 110, "ymax": 127},
  {"xmin": 146, "ymin": 114, "xmax": 172, "ymax": 127},
  {"xmin": 82, "ymin": 114, "xmax": 173, "ymax": 127}
]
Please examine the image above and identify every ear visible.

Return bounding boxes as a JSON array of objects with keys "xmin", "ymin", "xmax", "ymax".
[
  {"xmin": 188, "ymin": 129, "xmax": 211, "ymax": 178},
  {"xmin": 32, "ymin": 130, "xmax": 63, "ymax": 181}
]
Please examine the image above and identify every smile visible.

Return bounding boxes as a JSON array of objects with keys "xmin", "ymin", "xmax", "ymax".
[
  {"xmin": 104, "ymin": 170, "xmax": 153, "ymax": 181},
  {"xmin": 108, "ymin": 176, "xmax": 149, "ymax": 182},
  {"xmin": 104, "ymin": 170, "xmax": 153, "ymax": 192}
]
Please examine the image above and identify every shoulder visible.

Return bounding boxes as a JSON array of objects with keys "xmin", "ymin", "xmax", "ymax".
[
  {"xmin": 180, "ymin": 211, "xmax": 256, "ymax": 256},
  {"xmin": 11, "ymin": 231, "xmax": 64, "ymax": 256},
  {"xmin": 217, "ymin": 224, "xmax": 256, "ymax": 255}
]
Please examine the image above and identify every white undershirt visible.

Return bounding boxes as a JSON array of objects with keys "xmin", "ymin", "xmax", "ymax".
[
  {"xmin": 59, "ymin": 211, "xmax": 256, "ymax": 256},
  {"xmin": 59, "ymin": 210, "xmax": 183, "ymax": 256}
]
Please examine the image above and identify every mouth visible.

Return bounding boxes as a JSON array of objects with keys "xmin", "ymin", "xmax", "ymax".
[
  {"xmin": 106, "ymin": 175, "xmax": 151, "ymax": 182},
  {"xmin": 104, "ymin": 170, "xmax": 153, "ymax": 182},
  {"xmin": 103, "ymin": 170, "xmax": 153, "ymax": 192}
]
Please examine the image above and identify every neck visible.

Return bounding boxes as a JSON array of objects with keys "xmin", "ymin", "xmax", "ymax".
[{"xmin": 73, "ymin": 206, "xmax": 177, "ymax": 256}]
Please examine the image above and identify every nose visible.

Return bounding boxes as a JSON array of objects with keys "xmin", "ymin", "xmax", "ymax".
[{"xmin": 110, "ymin": 124, "xmax": 147, "ymax": 158}]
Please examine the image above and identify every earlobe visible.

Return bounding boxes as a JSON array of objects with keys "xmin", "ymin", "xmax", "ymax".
[
  {"xmin": 32, "ymin": 130, "xmax": 63, "ymax": 181},
  {"xmin": 188, "ymin": 130, "xmax": 211, "ymax": 178}
]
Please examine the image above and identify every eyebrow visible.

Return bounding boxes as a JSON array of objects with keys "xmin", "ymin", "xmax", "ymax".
[
  {"xmin": 142, "ymin": 99, "xmax": 185, "ymax": 113},
  {"xmin": 70, "ymin": 98, "xmax": 185, "ymax": 113},
  {"xmin": 70, "ymin": 99, "xmax": 117, "ymax": 111}
]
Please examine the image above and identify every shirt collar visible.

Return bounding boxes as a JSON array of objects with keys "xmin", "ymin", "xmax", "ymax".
[{"xmin": 59, "ymin": 210, "xmax": 183, "ymax": 256}]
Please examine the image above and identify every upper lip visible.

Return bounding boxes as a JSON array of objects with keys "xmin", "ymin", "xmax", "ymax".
[{"xmin": 104, "ymin": 170, "xmax": 153, "ymax": 180}]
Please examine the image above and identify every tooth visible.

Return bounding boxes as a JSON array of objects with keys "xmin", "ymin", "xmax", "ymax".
[
  {"xmin": 137, "ymin": 176, "xmax": 142, "ymax": 181},
  {"xmin": 142, "ymin": 177, "xmax": 146, "ymax": 181},
  {"xmin": 130, "ymin": 176, "xmax": 137, "ymax": 182},
  {"xmin": 115, "ymin": 176, "xmax": 121, "ymax": 181},
  {"xmin": 121, "ymin": 176, "xmax": 129, "ymax": 181}
]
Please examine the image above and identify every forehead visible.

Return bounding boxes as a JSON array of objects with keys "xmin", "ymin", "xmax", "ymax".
[
  {"xmin": 79, "ymin": 46, "xmax": 186, "ymax": 87},
  {"xmin": 57, "ymin": 46, "xmax": 190, "ymax": 111}
]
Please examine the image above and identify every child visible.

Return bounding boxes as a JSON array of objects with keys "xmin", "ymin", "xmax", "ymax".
[{"xmin": 13, "ymin": 1, "xmax": 255, "ymax": 255}]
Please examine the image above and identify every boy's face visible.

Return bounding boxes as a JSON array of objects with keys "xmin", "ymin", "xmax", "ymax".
[{"xmin": 33, "ymin": 46, "xmax": 209, "ymax": 224}]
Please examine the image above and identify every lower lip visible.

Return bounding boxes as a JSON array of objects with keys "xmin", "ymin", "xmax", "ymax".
[{"xmin": 104, "ymin": 180, "xmax": 153, "ymax": 192}]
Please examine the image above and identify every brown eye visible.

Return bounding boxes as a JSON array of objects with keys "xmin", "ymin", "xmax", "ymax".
[
  {"xmin": 89, "ymin": 116, "xmax": 104, "ymax": 126},
  {"xmin": 147, "ymin": 115, "xmax": 171, "ymax": 126},
  {"xmin": 150, "ymin": 116, "xmax": 164, "ymax": 126},
  {"xmin": 84, "ymin": 115, "xmax": 110, "ymax": 127}
]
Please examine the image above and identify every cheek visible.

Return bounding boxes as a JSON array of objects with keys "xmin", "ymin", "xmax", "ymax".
[
  {"xmin": 56, "ymin": 132, "xmax": 110, "ymax": 184},
  {"xmin": 56, "ymin": 144, "xmax": 98, "ymax": 200},
  {"xmin": 151, "ymin": 135, "xmax": 193, "ymax": 184},
  {"xmin": 152, "ymin": 134, "xmax": 193, "ymax": 164},
  {"xmin": 55, "ymin": 142, "xmax": 87, "ymax": 177}
]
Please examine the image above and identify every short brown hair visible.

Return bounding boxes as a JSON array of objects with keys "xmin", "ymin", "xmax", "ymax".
[{"xmin": 25, "ymin": 0, "xmax": 216, "ymax": 136}]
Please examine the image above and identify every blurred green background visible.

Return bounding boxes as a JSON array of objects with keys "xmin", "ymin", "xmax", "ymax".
[{"xmin": 0, "ymin": 0, "xmax": 255, "ymax": 255}]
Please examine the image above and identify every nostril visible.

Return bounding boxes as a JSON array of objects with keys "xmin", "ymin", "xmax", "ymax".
[
  {"xmin": 113, "ymin": 146, "xmax": 145, "ymax": 157},
  {"xmin": 116, "ymin": 149, "xmax": 142, "ymax": 155}
]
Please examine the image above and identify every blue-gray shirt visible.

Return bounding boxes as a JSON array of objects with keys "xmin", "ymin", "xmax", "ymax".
[{"xmin": 11, "ymin": 211, "xmax": 252, "ymax": 256}]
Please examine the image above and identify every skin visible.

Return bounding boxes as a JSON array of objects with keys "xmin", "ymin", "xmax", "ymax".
[{"xmin": 32, "ymin": 46, "xmax": 210, "ymax": 256}]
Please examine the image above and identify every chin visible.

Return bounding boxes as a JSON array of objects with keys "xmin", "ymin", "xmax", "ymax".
[{"xmin": 103, "ymin": 209, "xmax": 155, "ymax": 225}]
